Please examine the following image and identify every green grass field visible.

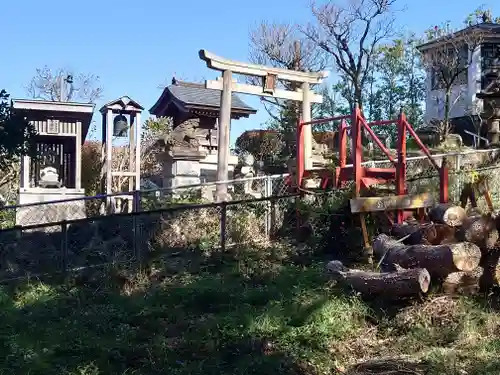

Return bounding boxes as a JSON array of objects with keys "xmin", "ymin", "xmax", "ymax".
[{"xmin": 2, "ymin": 244, "xmax": 500, "ymax": 375}]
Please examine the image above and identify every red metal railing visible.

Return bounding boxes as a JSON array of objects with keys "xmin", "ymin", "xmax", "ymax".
[{"xmin": 295, "ymin": 106, "xmax": 448, "ymax": 222}]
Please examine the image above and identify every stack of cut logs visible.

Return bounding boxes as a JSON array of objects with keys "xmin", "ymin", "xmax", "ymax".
[{"xmin": 327, "ymin": 203, "xmax": 500, "ymax": 299}]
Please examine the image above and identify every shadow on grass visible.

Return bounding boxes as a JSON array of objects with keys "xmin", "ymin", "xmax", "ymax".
[
  {"xmin": 0, "ymin": 244, "xmax": 366, "ymax": 375},
  {"xmin": 3, "ymin": 226, "xmax": 500, "ymax": 375}
]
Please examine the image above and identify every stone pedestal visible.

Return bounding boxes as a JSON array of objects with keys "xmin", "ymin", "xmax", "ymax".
[
  {"xmin": 199, "ymin": 152, "xmax": 238, "ymax": 201},
  {"xmin": 162, "ymin": 147, "xmax": 208, "ymax": 194},
  {"xmin": 16, "ymin": 188, "xmax": 86, "ymax": 227}
]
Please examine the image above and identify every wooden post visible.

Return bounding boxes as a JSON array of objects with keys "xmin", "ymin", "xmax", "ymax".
[
  {"xmin": 21, "ymin": 156, "xmax": 30, "ymax": 189},
  {"xmin": 215, "ymin": 69, "xmax": 233, "ymax": 202},
  {"xmin": 301, "ymin": 82, "xmax": 312, "ymax": 170},
  {"xmin": 106, "ymin": 109, "xmax": 113, "ymax": 195},
  {"xmin": 75, "ymin": 120, "xmax": 82, "ymax": 190},
  {"xmin": 296, "ymin": 116, "xmax": 305, "ymax": 188},
  {"xmin": 134, "ymin": 112, "xmax": 141, "ymax": 191},
  {"xmin": 129, "ymin": 114, "xmax": 135, "ymax": 193}
]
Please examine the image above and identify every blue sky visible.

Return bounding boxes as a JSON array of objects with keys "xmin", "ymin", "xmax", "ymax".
[{"xmin": 2, "ymin": 0, "xmax": 498, "ymax": 145}]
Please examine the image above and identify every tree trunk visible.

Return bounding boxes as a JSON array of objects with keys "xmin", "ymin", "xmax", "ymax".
[
  {"xmin": 326, "ymin": 260, "xmax": 430, "ymax": 298},
  {"xmin": 373, "ymin": 233, "xmax": 481, "ymax": 277},
  {"xmin": 443, "ymin": 88, "xmax": 451, "ymax": 138},
  {"xmin": 442, "ymin": 267, "xmax": 483, "ymax": 295},
  {"xmin": 428, "ymin": 204, "xmax": 467, "ymax": 227}
]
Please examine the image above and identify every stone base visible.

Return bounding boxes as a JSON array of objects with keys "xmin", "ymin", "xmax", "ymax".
[
  {"xmin": 16, "ymin": 188, "xmax": 86, "ymax": 227},
  {"xmin": 200, "ymin": 152, "xmax": 239, "ymax": 182}
]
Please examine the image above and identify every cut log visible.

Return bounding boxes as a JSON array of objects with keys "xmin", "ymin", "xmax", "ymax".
[
  {"xmin": 373, "ymin": 233, "xmax": 481, "ymax": 277},
  {"xmin": 390, "ymin": 223, "xmax": 428, "ymax": 245},
  {"xmin": 442, "ymin": 267, "xmax": 483, "ymax": 295},
  {"xmin": 326, "ymin": 260, "xmax": 430, "ymax": 298},
  {"xmin": 481, "ymin": 251, "xmax": 500, "ymax": 287},
  {"xmin": 457, "ymin": 214, "xmax": 499, "ymax": 251},
  {"xmin": 390, "ymin": 223, "xmax": 456, "ymax": 245},
  {"xmin": 428, "ymin": 204, "xmax": 467, "ymax": 227}
]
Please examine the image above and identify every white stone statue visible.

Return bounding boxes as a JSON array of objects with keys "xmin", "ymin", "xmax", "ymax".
[
  {"xmin": 385, "ymin": 135, "xmax": 391, "ymax": 150},
  {"xmin": 235, "ymin": 153, "xmax": 257, "ymax": 195},
  {"xmin": 39, "ymin": 166, "xmax": 62, "ymax": 188}
]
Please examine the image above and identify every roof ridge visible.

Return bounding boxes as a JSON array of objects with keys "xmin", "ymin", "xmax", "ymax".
[{"xmin": 171, "ymin": 78, "xmax": 205, "ymax": 88}]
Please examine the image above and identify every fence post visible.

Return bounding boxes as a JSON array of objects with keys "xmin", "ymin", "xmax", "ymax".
[
  {"xmin": 133, "ymin": 190, "xmax": 141, "ymax": 212},
  {"xmin": 220, "ymin": 201, "xmax": 227, "ymax": 251},
  {"xmin": 264, "ymin": 175, "xmax": 272, "ymax": 238},
  {"xmin": 61, "ymin": 220, "xmax": 68, "ymax": 276},
  {"xmin": 132, "ymin": 190, "xmax": 141, "ymax": 268},
  {"xmin": 13, "ymin": 225, "xmax": 22, "ymax": 241},
  {"xmin": 455, "ymin": 153, "xmax": 462, "ymax": 203}
]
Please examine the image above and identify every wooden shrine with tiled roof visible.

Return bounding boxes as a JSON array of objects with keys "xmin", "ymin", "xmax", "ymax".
[{"xmin": 149, "ymin": 78, "xmax": 256, "ymax": 151}]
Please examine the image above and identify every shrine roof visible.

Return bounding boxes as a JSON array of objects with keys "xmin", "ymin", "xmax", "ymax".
[
  {"xmin": 149, "ymin": 79, "xmax": 257, "ymax": 118},
  {"xmin": 417, "ymin": 22, "xmax": 500, "ymax": 51}
]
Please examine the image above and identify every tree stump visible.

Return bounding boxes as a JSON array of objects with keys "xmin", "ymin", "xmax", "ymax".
[
  {"xmin": 326, "ymin": 260, "xmax": 430, "ymax": 298},
  {"xmin": 373, "ymin": 233, "xmax": 481, "ymax": 277}
]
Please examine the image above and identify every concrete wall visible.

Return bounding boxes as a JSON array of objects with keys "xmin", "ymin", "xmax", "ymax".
[{"xmin": 424, "ymin": 46, "xmax": 482, "ymax": 122}]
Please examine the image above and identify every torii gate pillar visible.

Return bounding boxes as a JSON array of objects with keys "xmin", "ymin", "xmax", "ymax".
[{"xmin": 199, "ymin": 50, "xmax": 328, "ymax": 201}]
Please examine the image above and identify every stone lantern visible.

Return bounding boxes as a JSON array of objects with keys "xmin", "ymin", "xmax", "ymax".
[{"xmin": 477, "ymin": 69, "xmax": 500, "ymax": 146}]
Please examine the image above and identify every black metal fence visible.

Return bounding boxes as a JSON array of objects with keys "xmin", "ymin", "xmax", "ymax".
[
  {"xmin": 0, "ymin": 175, "xmax": 293, "ymax": 230},
  {"xmin": 0, "ymin": 194, "xmax": 299, "ymax": 283}
]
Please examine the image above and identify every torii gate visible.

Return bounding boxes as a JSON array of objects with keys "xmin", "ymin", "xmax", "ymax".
[{"xmin": 199, "ymin": 50, "xmax": 329, "ymax": 201}]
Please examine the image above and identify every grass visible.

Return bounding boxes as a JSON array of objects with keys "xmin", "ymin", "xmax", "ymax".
[{"xmin": 2, "ymin": 244, "xmax": 500, "ymax": 375}]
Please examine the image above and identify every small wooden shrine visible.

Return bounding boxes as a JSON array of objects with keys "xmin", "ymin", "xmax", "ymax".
[
  {"xmin": 149, "ymin": 78, "xmax": 256, "ymax": 194},
  {"xmin": 11, "ymin": 99, "xmax": 95, "ymax": 225},
  {"xmin": 150, "ymin": 78, "xmax": 256, "ymax": 152}
]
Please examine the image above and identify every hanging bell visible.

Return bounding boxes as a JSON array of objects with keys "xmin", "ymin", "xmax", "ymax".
[{"xmin": 113, "ymin": 114, "xmax": 128, "ymax": 137}]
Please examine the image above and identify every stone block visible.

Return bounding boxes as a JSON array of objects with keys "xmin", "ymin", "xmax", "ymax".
[
  {"xmin": 16, "ymin": 188, "xmax": 86, "ymax": 227},
  {"xmin": 172, "ymin": 160, "xmax": 200, "ymax": 177}
]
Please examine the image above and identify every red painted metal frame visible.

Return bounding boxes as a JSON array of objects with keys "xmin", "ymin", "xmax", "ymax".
[{"xmin": 295, "ymin": 106, "xmax": 449, "ymax": 223}]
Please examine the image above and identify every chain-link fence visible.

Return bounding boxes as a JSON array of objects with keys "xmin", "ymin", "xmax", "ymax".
[
  {"xmin": 0, "ymin": 174, "xmax": 292, "ymax": 230},
  {"xmin": 2, "ymin": 149, "xmax": 500, "ymax": 231},
  {"xmin": 0, "ymin": 194, "xmax": 299, "ymax": 282},
  {"xmin": 357, "ymin": 148, "xmax": 500, "ymax": 208}
]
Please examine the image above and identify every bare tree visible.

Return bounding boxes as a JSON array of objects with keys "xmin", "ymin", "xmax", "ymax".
[
  {"xmin": 302, "ymin": 0, "xmax": 396, "ymax": 110},
  {"xmin": 26, "ymin": 66, "xmax": 103, "ymax": 103},
  {"xmin": 419, "ymin": 25, "xmax": 487, "ymax": 137},
  {"xmin": 249, "ymin": 21, "xmax": 328, "ymax": 119}
]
